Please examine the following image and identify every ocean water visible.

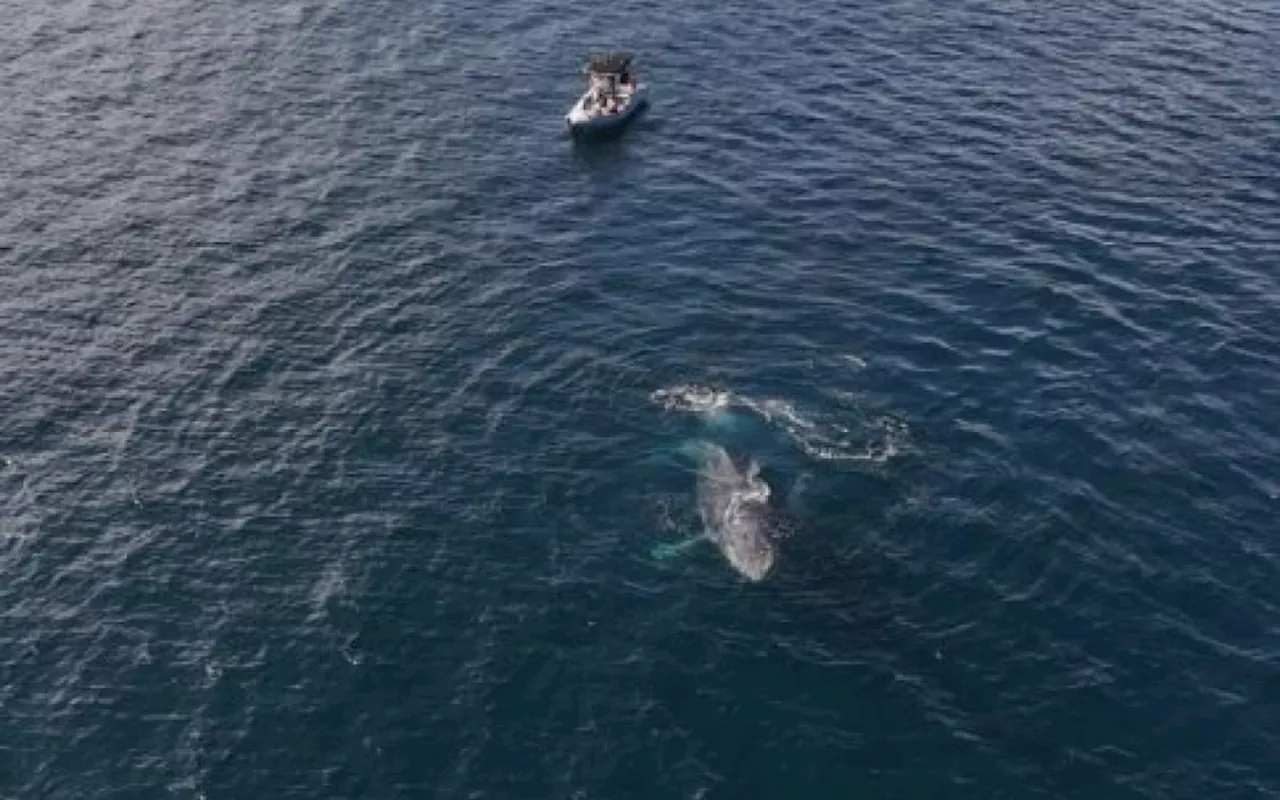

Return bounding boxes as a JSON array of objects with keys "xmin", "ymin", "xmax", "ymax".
[{"xmin": 2, "ymin": 0, "xmax": 1279, "ymax": 797}]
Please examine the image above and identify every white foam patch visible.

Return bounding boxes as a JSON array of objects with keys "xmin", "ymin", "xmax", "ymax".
[
  {"xmin": 650, "ymin": 384, "xmax": 732, "ymax": 414},
  {"xmin": 653, "ymin": 383, "xmax": 908, "ymax": 464},
  {"xmin": 795, "ymin": 416, "xmax": 908, "ymax": 464}
]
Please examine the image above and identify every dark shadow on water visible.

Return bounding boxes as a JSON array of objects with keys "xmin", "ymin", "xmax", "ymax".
[
  {"xmin": 570, "ymin": 130, "xmax": 633, "ymax": 170},
  {"xmin": 567, "ymin": 107, "xmax": 656, "ymax": 175}
]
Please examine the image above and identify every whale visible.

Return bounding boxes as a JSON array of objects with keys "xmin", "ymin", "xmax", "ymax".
[
  {"xmin": 651, "ymin": 440, "xmax": 787, "ymax": 582},
  {"xmin": 697, "ymin": 443, "xmax": 778, "ymax": 581}
]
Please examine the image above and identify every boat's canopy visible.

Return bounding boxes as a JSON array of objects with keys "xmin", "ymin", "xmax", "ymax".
[{"xmin": 585, "ymin": 51, "xmax": 633, "ymax": 75}]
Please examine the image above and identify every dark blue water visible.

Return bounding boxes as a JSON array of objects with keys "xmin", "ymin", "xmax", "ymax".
[{"xmin": 3, "ymin": 0, "xmax": 1279, "ymax": 797}]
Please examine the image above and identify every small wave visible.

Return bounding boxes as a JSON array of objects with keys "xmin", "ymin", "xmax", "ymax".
[
  {"xmin": 307, "ymin": 560, "xmax": 349, "ymax": 625},
  {"xmin": 652, "ymin": 383, "xmax": 908, "ymax": 464}
]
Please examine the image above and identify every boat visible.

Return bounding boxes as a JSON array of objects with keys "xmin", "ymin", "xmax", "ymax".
[{"xmin": 566, "ymin": 52, "xmax": 648, "ymax": 136}]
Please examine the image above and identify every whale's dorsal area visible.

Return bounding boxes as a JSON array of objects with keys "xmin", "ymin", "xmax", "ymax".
[{"xmin": 695, "ymin": 443, "xmax": 777, "ymax": 581}]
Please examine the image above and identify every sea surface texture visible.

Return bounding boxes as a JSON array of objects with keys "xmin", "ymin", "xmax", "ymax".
[{"xmin": 2, "ymin": 0, "xmax": 1278, "ymax": 798}]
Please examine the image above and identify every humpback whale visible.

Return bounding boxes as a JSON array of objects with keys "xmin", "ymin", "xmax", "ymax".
[
  {"xmin": 698, "ymin": 444, "xmax": 777, "ymax": 581},
  {"xmin": 652, "ymin": 441, "xmax": 783, "ymax": 581}
]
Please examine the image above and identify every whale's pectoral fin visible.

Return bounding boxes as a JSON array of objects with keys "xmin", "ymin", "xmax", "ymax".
[{"xmin": 650, "ymin": 534, "xmax": 708, "ymax": 561}]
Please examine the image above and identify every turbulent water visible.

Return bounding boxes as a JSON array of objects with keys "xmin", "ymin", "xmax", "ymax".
[{"xmin": 2, "ymin": 0, "xmax": 1279, "ymax": 797}]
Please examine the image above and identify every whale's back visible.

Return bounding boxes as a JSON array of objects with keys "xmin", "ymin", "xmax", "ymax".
[{"xmin": 696, "ymin": 444, "xmax": 777, "ymax": 581}]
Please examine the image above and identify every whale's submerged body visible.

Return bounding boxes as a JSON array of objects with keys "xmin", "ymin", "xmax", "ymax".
[{"xmin": 696, "ymin": 443, "xmax": 778, "ymax": 581}]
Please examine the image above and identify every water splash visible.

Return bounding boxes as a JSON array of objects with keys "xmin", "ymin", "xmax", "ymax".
[
  {"xmin": 650, "ymin": 384, "xmax": 733, "ymax": 415},
  {"xmin": 651, "ymin": 383, "xmax": 908, "ymax": 465}
]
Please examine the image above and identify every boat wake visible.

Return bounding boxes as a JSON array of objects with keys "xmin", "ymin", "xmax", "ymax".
[{"xmin": 651, "ymin": 383, "xmax": 908, "ymax": 465}]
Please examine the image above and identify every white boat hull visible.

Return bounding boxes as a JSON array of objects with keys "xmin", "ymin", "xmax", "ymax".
[{"xmin": 566, "ymin": 85, "xmax": 648, "ymax": 135}]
